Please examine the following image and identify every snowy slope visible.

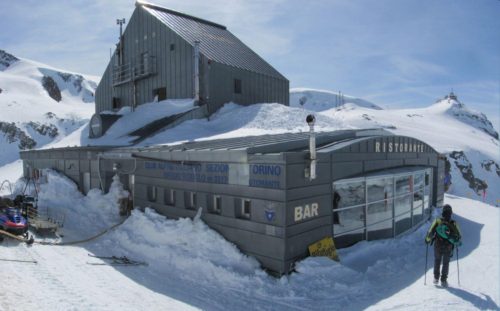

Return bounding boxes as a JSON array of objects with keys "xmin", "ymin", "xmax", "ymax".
[
  {"xmin": 0, "ymin": 50, "xmax": 96, "ymax": 189},
  {"xmin": 1, "ymin": 172, "xmax": 498, "ymax": 310}
]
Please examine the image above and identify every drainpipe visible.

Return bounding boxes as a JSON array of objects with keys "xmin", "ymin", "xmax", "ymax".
[
  {"xmin": 307, "ymin": 114, "xmax": 316, "ymax": 180},
  {"xmin": 194, "ymin": 41, "xmax": 200, "ymax": 104}
]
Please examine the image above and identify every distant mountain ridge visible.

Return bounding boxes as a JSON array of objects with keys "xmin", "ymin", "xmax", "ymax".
[{"xmin": 0, "ymin": 50, "xmax": 96, "ymax": 166}]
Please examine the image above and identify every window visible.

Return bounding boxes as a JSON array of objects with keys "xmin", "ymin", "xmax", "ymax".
[
  {"xmin": 153, "ymin": 87, "xmax": 167, "ymax": 101},
  {"xmin": 208, "ymin": 195, "xmax": 222, "ymax": 214},
  {"xmin": 112, "ymin": 97, "xmax": 121, "ymax": 110},
  {"xmin": 234, "ymin": 79, "xmax": 242, "ymax": 94},
  {"xmin": 170, "ymin": 43, "xmax": 175, "ymax": 51},
  {"xmin": 185, "ymin": 192, "xmax": 197, "ymax": 209},
  {"xmin": 235, "ymin": 198, "xmax": 251, "ymax": 219},
  {"xmin": 147, "ymin": 186, "xmax": 157, "ymax": 202},
  {"xmin": 139, "ymin": 52, "xmax": 149, "ymax": 75},
  {"xmin": 164, "ymin": 188, "xmax": 176, "ymax": 206}
]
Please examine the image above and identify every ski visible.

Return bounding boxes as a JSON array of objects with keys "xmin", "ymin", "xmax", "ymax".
[
  {"xmin": 86, "ymin": 261, "xmax": 147, "ymax": 266},
  {"xmin": 0, "ymin": 258, "xmax": 37, "ymax": 264},
  {"xmin": 87, "ymin": 254, "xmax": 148, "ymax": 266},
  {"xmin": 0, "ymin": 229, "xmax": 34, "ymax": 245}
]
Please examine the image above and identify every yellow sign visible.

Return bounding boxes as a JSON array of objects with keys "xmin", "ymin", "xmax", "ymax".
[{"xmin": 308, "ymin": 236, "xmax": 339, "ymax": 262}]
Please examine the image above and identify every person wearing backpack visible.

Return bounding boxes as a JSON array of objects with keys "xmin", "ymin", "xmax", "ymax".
[{"xmin": 425, "ymin": 204, "xmax": 462, "ymax": 287}]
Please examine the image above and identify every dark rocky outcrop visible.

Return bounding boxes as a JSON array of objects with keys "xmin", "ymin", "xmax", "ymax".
[
  {"xmin": 449, "ymin": 151, "xmax": 488, "ymax": 194},
  {"xmin": 42, "ymin": 76, "xmax": 62, "ymax": 102},
  {"xmin": 0, "ymin": 87, "xmax": 2, "ymax": 94},
  {"xmin": 27, "ymin": 121, "xmax": 59, "ymax": 138},
  {"xmin": 481, "ymin": 160, "xmax": 500, "ymax": 177},
  {"xmin": 0, "ymin": 50, "xmax": 19, "ymax": 70},
  {"xmin": 0, "ymin": 122, "xmax": 36, "ymax": 150}
]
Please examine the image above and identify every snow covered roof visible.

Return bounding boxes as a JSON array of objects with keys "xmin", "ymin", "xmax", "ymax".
[
  {"xmin": 137, "ymin": 129, "xmax": 392, "ymax": 154},
  {"xmin": 138, "ymin": 1, "xmax": 287, "ymax": 80}
]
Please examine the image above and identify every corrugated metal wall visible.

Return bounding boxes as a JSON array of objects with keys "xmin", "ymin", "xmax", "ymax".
[
  {"xmin": 208, "ymin": 62, "xmax": 289, "ymax": 115},
  {"xmin": 95, "ymin": 7, "xmax": 194, "ymax": 113}
]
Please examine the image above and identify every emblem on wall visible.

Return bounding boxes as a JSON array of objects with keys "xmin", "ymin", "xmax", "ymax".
[{"xmin": 265, "ymin": 209, "xmax": 275, "ymax": 222}]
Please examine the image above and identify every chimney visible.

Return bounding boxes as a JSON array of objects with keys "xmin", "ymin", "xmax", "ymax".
[{"xmin": 306, "ymin": 114, "xmax": 317, "ymax": 180}]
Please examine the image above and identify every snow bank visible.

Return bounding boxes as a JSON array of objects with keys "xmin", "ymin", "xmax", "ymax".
[{"xmin": 25, "ymin": 170, "xmax": 126, "ymax": 238}]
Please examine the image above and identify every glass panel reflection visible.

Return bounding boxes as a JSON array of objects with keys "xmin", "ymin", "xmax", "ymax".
[
  {"xmin": 395, "ymin": 212, "xmax": 411, "ymax": 235},
  {"xmin": 367, "ymin": 219, "xmax": 393, "ymax": 240},
  {"xmin": 396, "ymin": 175, "xmax": 412, "ymax": 195},
  {"xmin": 414, "ymin": 172, "xmax": 424, "ymax": 190},
  {"xmin": 333, "ymin": 205, "xmax": 365, "ymax": 236},
  {"xmin": 367, "ymin": 200, "xmax": 393, "ymax": 225},
  {"xmin": 367, "ymin": 177, "xmax": 393, "ymax": 202},
  {"xmin": 395, "ymin": 194, "xmax": 411, "ymax": 216},
  {"xmin": 334, "ymin": 181, "xmax": 365, "ymax": 209}
]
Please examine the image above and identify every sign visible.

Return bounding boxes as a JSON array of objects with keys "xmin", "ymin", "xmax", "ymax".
[
  {"xmin": 249, "ymin": 164, "xmax": 283, "ymax": 189},
  {"xmin": 374, "ymin": 139, "xmax": 426, "ymax": 153},
  {"xmin": 294, "ymin": 203, "xmax": 319, "ymax": 222},
  {"xmin": 308, "ymin": 236, "xmax": 339, "ymax": 261}
]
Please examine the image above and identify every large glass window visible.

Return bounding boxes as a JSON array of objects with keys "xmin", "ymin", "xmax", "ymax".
[{"xmin": 333, "ymin": 168, "xmax": 433, "ymax": 246}]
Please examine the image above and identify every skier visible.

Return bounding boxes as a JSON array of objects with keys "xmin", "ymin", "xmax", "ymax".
[{"xmin": 425, "ymin": 204, "xmax": 462, "ymax": 287}]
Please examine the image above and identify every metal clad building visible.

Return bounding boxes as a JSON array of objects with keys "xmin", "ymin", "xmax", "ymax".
[
  {"xmin": 21, "ymin": 129, "xmax": 445, "ymax": 274},
  {"xmin": 95, "ymin": 1, "xmax": 289, "ymax": 117}
]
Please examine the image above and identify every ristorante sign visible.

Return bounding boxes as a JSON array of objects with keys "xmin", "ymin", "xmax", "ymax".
[{"xmin": 374, "ymin": 139, "xmax": 426, "ymax": 153}]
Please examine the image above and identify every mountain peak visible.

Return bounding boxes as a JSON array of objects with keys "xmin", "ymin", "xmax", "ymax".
[{"xmin": 429, "ymin": 93, "xmax": 498, "ymax": 140}]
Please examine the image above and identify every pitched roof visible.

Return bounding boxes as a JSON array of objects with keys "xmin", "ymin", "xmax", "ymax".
[{"xmin": 137, "ymin": 1, "xmax": 287, "ymax": 80}]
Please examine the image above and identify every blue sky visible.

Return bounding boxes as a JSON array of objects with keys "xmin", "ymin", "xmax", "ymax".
[{"xmin": 1, "ymin": 0, "xmax": 499, "ymax": 129}]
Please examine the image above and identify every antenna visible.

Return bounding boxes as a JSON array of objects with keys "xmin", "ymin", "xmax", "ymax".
[{"xmin": 116, "ymin": 18, "xmax": 126, "ymax": 66}]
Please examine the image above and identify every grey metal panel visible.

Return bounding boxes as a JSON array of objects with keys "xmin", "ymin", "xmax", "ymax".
[
  {"xmin": 285, "ymin": 216, "xmax": 332, "ymax": 238},
  {"xmin": 286, "ymin": 194, "xmax": 331, "ymax": 226},
  {"xmin": 364, "ymin": 159, "xmax": 404, "ymax": 172},
  {"xmin": 286, "ymin": 184, "xmax": 330, "ymax": 201},
  {"xmin": 332, "ymin": 161, "xmax": 363, "ymax": 181}
]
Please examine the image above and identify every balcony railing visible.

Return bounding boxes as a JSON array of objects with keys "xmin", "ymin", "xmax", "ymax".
[{"xmin": 112, "ymin": 54, "xmax": 156, "ymax": 86}]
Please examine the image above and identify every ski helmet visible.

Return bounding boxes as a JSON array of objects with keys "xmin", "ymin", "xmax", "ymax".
[{"xmin": 442, "ymin": 204, "xmax": 452, "ymax": 219}]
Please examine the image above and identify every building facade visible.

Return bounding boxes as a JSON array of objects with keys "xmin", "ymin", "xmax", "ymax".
[
  {"xmin": 93, "ymin": 1, "xmax": 289, "ymax": 137},
  {"xmin": 21, "ymin": 129, "xmax": 445, "ymax": 274}
]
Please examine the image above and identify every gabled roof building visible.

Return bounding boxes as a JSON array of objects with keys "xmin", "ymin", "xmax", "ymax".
[{"xmin": 94, "ymin": 1, "xmax": 289, "ymax": 137}]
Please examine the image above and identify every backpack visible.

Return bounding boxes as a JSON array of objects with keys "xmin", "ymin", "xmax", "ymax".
[{"xmin": 435, "ymin": 218, "xmax": 460, "ymax": 245}]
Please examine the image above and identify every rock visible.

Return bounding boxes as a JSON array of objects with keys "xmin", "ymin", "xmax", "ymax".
[
  {"xmin": 42, "ymin": 76, "xmax": 62, "ymax": 102},
  {"xmin": 449, "ymin": 151, "xmax": 488, "ymax": 194},
  {"xmin": 0, "ymin": 121, "xmax": 37, "ymax": 150}
]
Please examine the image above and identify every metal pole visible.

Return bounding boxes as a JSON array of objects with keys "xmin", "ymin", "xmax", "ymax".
[
  {"xmin": 424, "ymin": 243, "xmax": 429, "ymax": 285},
  {"xmin": 457, "ymin": 247, "xmax": 460, "ymax": 285}
]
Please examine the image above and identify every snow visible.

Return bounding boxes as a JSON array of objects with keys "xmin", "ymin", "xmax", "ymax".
[
  {"xmin": 48, "ymin": 99, "xmax": 196, "ymax": 148},
  {"xmin": 0, "ymin": 171, "xmax": 498, "ymax": 310}
]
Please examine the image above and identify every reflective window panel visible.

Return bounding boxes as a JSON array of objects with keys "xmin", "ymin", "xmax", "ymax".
[
  {"xmin": 367, "ymin": 177, "xmax": 394, "ymax": 203},
  {"xmin": 395, "ymin": 212, "xmax": 411, "ymax": 235},
  {"xmin": 367, "ymin": 219, "xmax": 393, "ymax": 241},
  {"xmin": 333, "ymin": 205, "xmax": 365, "ymax": 236},
  {"xmin": 367, "ymin": 199, "xmax": 393, "ymax": 225},
  {"xmin": 334, "ymin": 181, "xmax": 365, "ymax": 209},
  {"xmin": 396, "ymin": 175, "xmax": 412, "ymax": 195},
  {"xmin": 395, "ymin": 194, "xmax": 411, "ymax": 216}
]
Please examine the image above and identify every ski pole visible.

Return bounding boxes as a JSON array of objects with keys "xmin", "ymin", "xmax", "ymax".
[
  {"xmin": 456, "ymin": 246, "xmax": 460, "ymax": 286},
  {"xmin": 424, "ymin": 243, "xmax": 429, "ymax": 285}
]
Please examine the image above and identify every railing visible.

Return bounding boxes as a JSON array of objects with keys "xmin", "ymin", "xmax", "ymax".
[{"xmin": 112, "ymin": 54, "xmax": 157, "ymax": 86}]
